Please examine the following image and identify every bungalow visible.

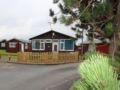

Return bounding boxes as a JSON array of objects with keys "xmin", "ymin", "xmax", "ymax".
[
  {"xmin": 76, "ymin": 38, "xmax": 110, "ymax": 54},
  {"xmin": 30, "ymin": 30, "xmax": 76, "ymax": 52},
  {"xmin": 6, "ymin": 38, "xmax": 31, "ymax": 53},
  {"xmin": 0, "ymin": 40, "xmax": 7, "ymax": 50}
]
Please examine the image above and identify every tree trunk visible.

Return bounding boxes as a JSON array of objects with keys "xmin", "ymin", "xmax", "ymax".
[{"xmin": 110, "ymin": 0, "xmax": 120, "ymax": 60}]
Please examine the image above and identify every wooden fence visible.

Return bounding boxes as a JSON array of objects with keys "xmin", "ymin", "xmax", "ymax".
[{"xmin": 17, "ymin": 52, "xmax": 80, "ymax": 64}]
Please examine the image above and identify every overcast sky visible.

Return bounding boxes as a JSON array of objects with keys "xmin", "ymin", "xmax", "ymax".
[{"xmin": 0, "ymin": 0, "xmax": 77, "ymax": 40}]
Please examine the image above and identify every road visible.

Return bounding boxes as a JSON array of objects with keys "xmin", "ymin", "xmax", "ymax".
[{"xmin": 0, "ymin": 63, "xmax": 80, "ymax": 90}]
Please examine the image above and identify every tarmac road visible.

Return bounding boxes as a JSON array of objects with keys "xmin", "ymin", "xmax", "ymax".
[{"xmin": 0, "ymin": 63, "xmax": 80, "ymax": 90}]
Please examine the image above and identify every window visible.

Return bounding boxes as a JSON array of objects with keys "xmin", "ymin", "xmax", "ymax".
[
  {"xmin": 60, "ymin": 39, "xmax": 74, "ymax": 51},
  {"xmin": 40, "ymin": 40, "xmax": 45, "ymax": 50},
  {"xmin": 1, "ymin": 43, "xmax": 5, "ymax": 47},
  {"xmin": 32, "ymin": 40, "xmax": 40, "ymax": 50},
  {"xmin": 35, "ymin": 40, "xmax": 40, "ymax": 49},
  {"xmin": 9, "ymin": 42, "xmax": 16, "ymax": 48},
  {"xmin": 65, "ymin": 40, "xmax": 74, "ymax": 51},
  {"xmin": 60, "ymin": 40, "xmax": 65, "ymax": 51},
  {"xmin": 40, "ymin": 42, "xmax": 45, "ymax": 50},
  {"xmin": 46, "ymin": 39, "xmax": 52, "ymax": 43},
  {"xmin": 32, "ymin": 40, "xmax": 45, "ymax": 50},
  {"xmin": 53, "ymin": 40, "xmax": 59, "ymax": 42},
  {"xmin": 25, "ymin": 43, "xmax": 28, "ymax": 49}
]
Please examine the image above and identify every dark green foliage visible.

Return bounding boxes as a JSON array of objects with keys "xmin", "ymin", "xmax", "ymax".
[
  {"xmin": 104, "ymin": 22, "xmax": 114, "ymax": 38},
  {"xmin": 63, "ymin": 0, "xmax": 79, "ymax": 8},
  {"xmin": 92, "ymin": 1, "xmax": 113, "ymax": 19},
  {"xmin": 80, "ymin": 10, "xmax": 92, "ymax": 22},
  {"xmin": 60, "ymin": 15, "xmax": 73, "ymax": 25}
]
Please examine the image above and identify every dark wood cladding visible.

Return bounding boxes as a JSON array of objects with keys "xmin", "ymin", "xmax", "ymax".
[
  {"xmin": 30, "ymin": 30, "xmax": 75, "ymax": 40},
  {"xmin": 6, "ymin": 39, "xmax": 21, "ymax": 53},
  {"xmin": 45, "ymin": 43, "xmax": 52, "ymax": 52},
  {"xmin": 6, "ymin": 39, "xmax": 32, "ymax": 53},
  {"xmin": 24, "ymin": 43, "xmax": 32, "ymax": 52}
]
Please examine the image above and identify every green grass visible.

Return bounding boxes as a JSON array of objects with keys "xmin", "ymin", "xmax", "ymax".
[{"xmin": 0, "ymin": 50, "xmax": 18, "ymax": 60}]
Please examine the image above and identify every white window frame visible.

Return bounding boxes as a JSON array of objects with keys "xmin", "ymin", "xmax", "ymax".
[
  {"xmin": 45, "ymin": 39, "xmax": 52, "ymax": 43},
  {"xmin": 60, "ymin": 40, "xmax": 65, "ymax": 51},
  {"xmin": 32, "ymin": 39, "xmax": 45, "ymax": 51},
  {"xmin": 9, "ymin": 42, "xmax": 16, "ymax": 48},
  {"xmin": 40, "ymin": 40, "xmax": 45, "ymax": 50}
]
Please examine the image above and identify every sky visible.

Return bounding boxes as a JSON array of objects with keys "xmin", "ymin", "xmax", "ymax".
[{"xmin": 0, "ymin": 0, "xmax": 77, "ymax": 40}]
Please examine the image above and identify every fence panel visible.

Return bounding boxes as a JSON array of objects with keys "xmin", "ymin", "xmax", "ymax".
[{"xmin": 17, "ymin": 52, "xmax": 80, "ymax": 64}]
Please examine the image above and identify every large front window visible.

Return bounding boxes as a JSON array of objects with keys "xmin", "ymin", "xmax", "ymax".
[
  {"xmin": 32, "ymin": 40, "xmax": 45, "ymax": 50},
  {"xmin": 60, "ymin": 40, "xmax": 74, "ymax": 51}
]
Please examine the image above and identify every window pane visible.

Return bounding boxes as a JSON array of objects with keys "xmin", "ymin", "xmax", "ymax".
[
  {"xmin": 32, "ymin": 41, "xmax": 35, "ymax": 49},
  {"xmin": 65, "ymin": 40, "xmax": 74, "ymax": 50},
  {"xmin": 46, "ymin": 39, "xmax": 52, "ymax": 43},
  {"xmin": 35, "ymin": 41, "xmax": 40, "ymax": 49}
]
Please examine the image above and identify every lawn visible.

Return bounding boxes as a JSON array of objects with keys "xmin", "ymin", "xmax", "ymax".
[{"xmin": 0, "ymin": 50, "xmax": 18, "ymax": 61}]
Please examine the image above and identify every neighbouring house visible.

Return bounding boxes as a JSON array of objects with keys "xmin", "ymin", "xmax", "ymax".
[
  {"xmin": 76, "ymin": 38, "xmax": 110, "ymax": 54},
  {"xmin": 0, "ymin": 40, "xmax": 7, "ymax": 50},
  {"xmin": 29, "ymin": 30, "xmax": 76, "ymax": 52},
  {"xmin": 6, "ymin": 38, "xmax": 31, "ymax": 53}
]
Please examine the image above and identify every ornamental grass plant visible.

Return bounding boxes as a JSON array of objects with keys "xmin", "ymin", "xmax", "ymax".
[{"xmin": 73, "ymin": 52, "xmax": 120, "ymax": 90}]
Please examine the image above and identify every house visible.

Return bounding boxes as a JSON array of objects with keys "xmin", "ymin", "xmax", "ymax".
[
  {"xmin": 29, "ymin": 30, "xmax": 76, "ymax": 52},
  {"xmin": 76, "ymin": 38, "xmax": 110, "ymax": 54},
  {"xmin": 0, "ymin": 40, "xmax": 7, "ymax": 50},
  {"xmin": 6, "ymin": 38, "xmax": 31, "ymax": 53}
]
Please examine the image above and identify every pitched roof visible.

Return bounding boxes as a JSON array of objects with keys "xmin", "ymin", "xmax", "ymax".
[
  {"xmin": 30, "ymin": 30, "xmax": 76, "ymax": 40},
  {"xmin": 8, "ymin": 38, "xmax": 30, "ymax": 43}
]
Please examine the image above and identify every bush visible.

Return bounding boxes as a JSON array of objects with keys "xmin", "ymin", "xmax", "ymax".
[{"xmin": 73, "ymin": 52, "xmax": 120, "ymax": 90}]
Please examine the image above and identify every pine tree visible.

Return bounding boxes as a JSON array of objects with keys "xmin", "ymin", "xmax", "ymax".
[{"xmin": 50, "ymin": 0, "xmax": 119, "ymax": 58}]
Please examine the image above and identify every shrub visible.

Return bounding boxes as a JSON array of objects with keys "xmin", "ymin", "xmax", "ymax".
[{"xmin": 73, "ymin": 52, "xmax": 120, "ymax": 90}]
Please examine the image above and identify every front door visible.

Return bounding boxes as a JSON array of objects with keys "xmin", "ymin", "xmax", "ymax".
[{"xmin": 52, "ymin": 43, "xmax": 59, "ymax": 52}]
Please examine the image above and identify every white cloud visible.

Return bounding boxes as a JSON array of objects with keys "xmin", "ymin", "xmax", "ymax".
[{"xmin": 0, "ymin": 0, "xmax": 75, "ymax": 40}]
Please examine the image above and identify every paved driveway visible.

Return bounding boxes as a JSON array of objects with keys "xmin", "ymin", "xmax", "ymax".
[{"xmin": 0, "ymin": 63, "xmax": 80, "ymax": 90}]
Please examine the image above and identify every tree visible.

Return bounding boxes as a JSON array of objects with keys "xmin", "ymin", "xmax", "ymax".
[{"xmin": 50, "ymin": 0, "xmax": 119, "ymax": 58}]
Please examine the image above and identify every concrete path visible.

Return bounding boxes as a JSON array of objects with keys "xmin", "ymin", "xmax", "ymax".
[{"xmin": 0, "ymin": 63, "xmax": 80, "ymax": 90}]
